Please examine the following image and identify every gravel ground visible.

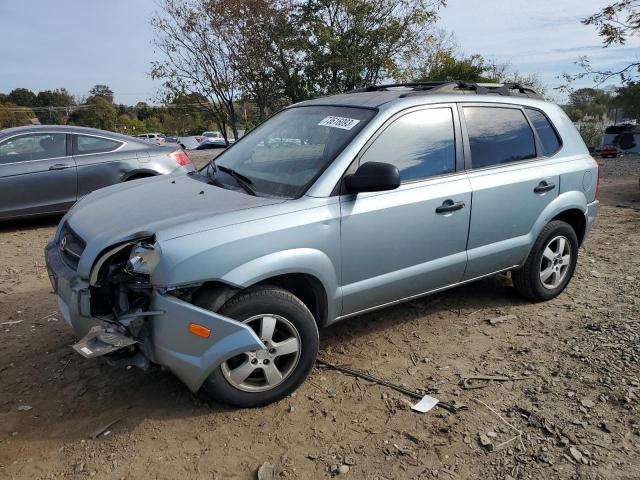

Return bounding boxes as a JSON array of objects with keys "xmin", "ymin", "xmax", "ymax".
[{"xmin": 0, "ymin": 155, "xmax": 638, "ymax": 479}]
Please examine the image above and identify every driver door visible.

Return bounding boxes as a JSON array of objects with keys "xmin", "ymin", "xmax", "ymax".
[{"xmin": 339, "ymin": 105, "xmax": 472, "ymax": 316}]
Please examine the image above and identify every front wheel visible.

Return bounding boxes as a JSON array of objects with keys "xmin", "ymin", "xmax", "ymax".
[
  {"xmin": 202, "ymin": 286, "xmax": 319, "ymax": 408},
  {"xmin": 512, "ymin": 220, "xmax": 579, "ymax": 301}
]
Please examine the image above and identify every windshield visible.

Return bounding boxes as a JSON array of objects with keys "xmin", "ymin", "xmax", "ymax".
[{"xmin": 213, "ymin": 106, "xmax": 376, "ymax": 198}]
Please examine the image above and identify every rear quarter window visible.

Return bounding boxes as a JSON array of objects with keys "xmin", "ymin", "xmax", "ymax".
[
  {"xmin": 463, "ymin": 106, "xmax": 536, "ymax": 169},
  {"xmin": 525, "ymin": 108, "xmax": 562, "ymax": 156},
  {"xmin": 75, "ymin": 135, "xmax": 122, "ymax": 154}
]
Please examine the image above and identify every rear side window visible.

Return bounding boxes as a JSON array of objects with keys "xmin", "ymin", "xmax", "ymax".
[
  {"xmin": 0, "ymin": 133, "xmax": 67, "ymax": 164},
  {"xmin": 75, "ymin": 135, "xmax": 122, "ymax": 154},
  {"xmin": 463, "ymin": 107, "xmax": 536, "ymax": 168},
  {"xmin": 360, "ymin": 107, "xmax": 456, "ymax": 182},
  {"xmin": 525, "ymin": 108, "xmax": 561, "ymax": 156}
]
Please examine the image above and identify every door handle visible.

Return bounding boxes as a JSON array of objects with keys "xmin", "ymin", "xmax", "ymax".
[
  {"xmin": 534, "ymin": 181, "xmax": 556, "ymax": 193},
  {"xmin": 49, "ymin": 164, "xmax": 73, "ymax": 171},
  {"xmin": 436, "ymin": 199, "xmax": 465, "ymax": 214}
]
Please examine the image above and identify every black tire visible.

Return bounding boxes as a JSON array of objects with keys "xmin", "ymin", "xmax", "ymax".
[
  {"xmin": 202, "ymin": 286, "xmax": 319, "ymax": 408},
  {"xmin": 512, "ymin": 220, "xmax": 579, "ymax": 302}
]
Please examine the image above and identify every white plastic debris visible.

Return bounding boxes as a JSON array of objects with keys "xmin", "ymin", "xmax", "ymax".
[{"xmin": 411, "ymin": 394, "xmax": 439, "ymax": 413}]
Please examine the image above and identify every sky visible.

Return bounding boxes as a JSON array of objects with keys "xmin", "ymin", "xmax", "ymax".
[{"xmin": 0, "ymin": 0, "xmax": 638, "ymax": 104}]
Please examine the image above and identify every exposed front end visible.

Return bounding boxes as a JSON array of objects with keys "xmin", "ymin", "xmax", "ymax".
[{"xmin": 44, "ymin": 227, "xmax": 265, "ymax": 392}]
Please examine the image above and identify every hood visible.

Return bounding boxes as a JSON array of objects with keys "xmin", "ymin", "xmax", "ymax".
[{"xmin": 66, "ymin": 173, "xmax": 285, "ymax": 276}]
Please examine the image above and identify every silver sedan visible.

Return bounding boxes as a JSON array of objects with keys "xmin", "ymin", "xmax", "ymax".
[{"xmin": 0, "ymin": 125, "xmax": 195, "ymax": 220}]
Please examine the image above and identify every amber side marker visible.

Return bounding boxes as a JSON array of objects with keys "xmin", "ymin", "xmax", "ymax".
[{"xmin": 188, "ymin": 323, "xmax": 211, "ymax": 338}]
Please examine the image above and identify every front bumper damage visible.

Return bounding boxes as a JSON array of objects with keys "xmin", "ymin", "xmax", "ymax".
[{"xmin": 44, "ymin": 241, "xmax": 265, "ymax": 392}]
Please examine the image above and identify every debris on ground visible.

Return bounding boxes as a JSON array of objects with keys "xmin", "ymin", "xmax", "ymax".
[
  {"xmin": 486, "ymin": 314, "xmax": 517, "ymax": 325},
  {"xmin": 89, "ymin": 418, "xmax": 121, "ymax": 440},
  {"xmin": 257, "ymin": 462, "xmax": 278, "ymax": 480}
]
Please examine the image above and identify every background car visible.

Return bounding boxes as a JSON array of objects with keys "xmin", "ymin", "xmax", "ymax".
[
  {"xmin": 600, "ymin": 144, "xmax": 620, "ymax": 158},
  {"xmin": 136, "ymin": 133, "xmax": 165, "ymax": 144},
  {"xmin": 202, "ymin": 130, "xmax": 223, "ymax": 139},
  {"xmin": 195, "ymin": 137, "xmax": 228, "ymax": 149},
  {"xmin": 0, "ymin": 125, "xmax": 194, "ymax": 220}
]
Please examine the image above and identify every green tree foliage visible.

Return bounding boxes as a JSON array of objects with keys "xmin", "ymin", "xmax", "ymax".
[
  {"xmin": 0, "ymin": 102, "xmax": 36, "ymax": 128},
  {"xmin": 35, "ymin": 88, "xmax": 73, "ymax": 124},
  {"xmin": 68, "ymin": 96, "xmax": 117, "ymax": 130},
  {"xmin": 8, "ymin": 88, "xmax": 37, "ymax": 107},
  {"xmin": 406, "ymin": 30, "xmax": 546, "ymax": 94},
  {"xmin": 564, "ymin": 88, "xmax": 614, "ymax": 121},
  {"xmin": 89, "ymin": 84, "xmax": 115, "ymax": 103},
  {"xmin": 416, "ymin": 52, "xmax": 493, "ymax": 82},
  {"xmin": 298, "ymin": 0, "xmax": 444, "ymax": 94},
  {"xmin": 579, "ymin": 122, "xmax": 606, "ymax": 150},
  {"xmin": 613, "ymin": 82, "xmax": 640, "ymax": 118},
  {"xmin": 151, "ymin": 0, "xmax": 445, "ymax": 136}
]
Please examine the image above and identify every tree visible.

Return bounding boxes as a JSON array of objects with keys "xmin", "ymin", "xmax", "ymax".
[
  {"xmin": 415, "ymin": 51, "xmax": 493, "ymax": 82},
  {"xmin": 299, "ymin": 0, "xmax": 444, "ymax": 94},
  {"xmin": 222, "ymin": 0, "xmax": 300, "ymax": 121},
  {"xmin": 8, "ymin": 88, "xmax": 37, "ymax": 107},
  {"xmin": 406, "ymin": 30, "xmax": 546, "ymax": 94},
  {"xmin": 0, "ymin": 102, "xmax": 35, "ymax": 128},
  {"xmin": 564, "ymin": 88, "xmax": 614, "ymax": 121},
  {"xmin": 68, "ymin": 96, "xmax": 117, "ymax": 130},
  {"xmin": 35, "ymin": 88, "xmax": 74, "ymax": 124},
  {"xmin": 89, "ymin": 85, "xmax": 114, "ymax": 103},
  {"xmin": 579, "ymin": 121, "xmax": 606, "ymax": 150},
  {"xmin": 613, "ymin": 82, "xmax": 640, "ymax": 118},
  {"xmin": 567, "ymin": 1, "xmax": 640, "ymax": 85},
  {"xmin": 151, "ymin": 0, "xmax": 243, "ymax": 140}
]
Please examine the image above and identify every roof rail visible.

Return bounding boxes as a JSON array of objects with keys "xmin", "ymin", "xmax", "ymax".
[{"xmin": 348, "ymin": 81, "xmax": 542, "ymax": 99}]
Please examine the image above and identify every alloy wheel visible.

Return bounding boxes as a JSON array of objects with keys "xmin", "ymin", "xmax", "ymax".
[
  {"xmin": 221, "ymin": 314, "xmax": 301, "ymax": 392},
  {"xmin": 539, "ymin": 235, "xmax": 572, "ymax": 290}
]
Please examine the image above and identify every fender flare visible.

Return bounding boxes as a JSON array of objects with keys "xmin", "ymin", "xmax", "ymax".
[
  {"xmin": 220, "ymin": 248, "xmax": 340, "ymax": 320},
  {"xmin": 521, "ymin": 191, "xmax": 587, "ymax": 262}
]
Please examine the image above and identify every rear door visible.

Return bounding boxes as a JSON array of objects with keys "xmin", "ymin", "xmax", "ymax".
[
  {"xmin": 72, "ymin": 133, "xmax": 136, "ymax": 196},
  {"xmin": 460, "ymin": 104, "xmax": 562, "ymax": 279},
  {"xmin": 0, "ymin": 132, "xmax": 77, "ymax": 219},
  {"xmin": 339, "ymin": 105, "xmax": 472, "ymax": 316}
]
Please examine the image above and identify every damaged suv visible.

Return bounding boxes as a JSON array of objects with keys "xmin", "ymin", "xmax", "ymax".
[{"xmin": 45, "ymin": 82, "xmax": 600, "ymax": 407}]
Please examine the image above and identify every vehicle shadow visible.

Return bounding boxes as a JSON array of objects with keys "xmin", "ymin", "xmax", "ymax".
[
  {"xmin": 320, "ymin": 273, "xmax": 527, "ymax": 349},
  {"xmin": 0, "ymin": 214, "xmax": 62, "ymax": 234}
]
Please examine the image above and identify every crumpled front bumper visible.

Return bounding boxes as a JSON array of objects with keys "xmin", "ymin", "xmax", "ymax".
[{"xmin": 44, "ymin": 241, "xmax": 265, "ymax": 392}]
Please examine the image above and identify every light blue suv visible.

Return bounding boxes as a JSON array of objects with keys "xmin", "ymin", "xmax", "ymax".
[{"xmin": 45, "ymin": 82, "xmax": 600, "ymax": 407}]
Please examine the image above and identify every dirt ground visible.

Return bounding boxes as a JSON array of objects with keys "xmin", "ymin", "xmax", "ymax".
[{"xmin": 1, "ymin": 155, "xmax": 639, "ymax": 480}]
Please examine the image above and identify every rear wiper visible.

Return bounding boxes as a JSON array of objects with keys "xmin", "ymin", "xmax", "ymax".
[{"xmin": 217, "ymin": 165, "xmax": 257, "ymax": 196}]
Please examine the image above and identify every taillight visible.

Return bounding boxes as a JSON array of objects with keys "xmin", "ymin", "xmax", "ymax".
[
  {"xmin": 594, "ymin": 157, "xmax": 601, "ymax": 200},
  {"xmin": 170, "ymin": 149, "xmax": 192, "ymax": 166}
]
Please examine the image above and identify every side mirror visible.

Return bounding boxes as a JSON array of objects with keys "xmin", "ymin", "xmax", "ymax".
[{"xmin": 344, "ymin": 162, "xmax": 401, "ymax": 194}]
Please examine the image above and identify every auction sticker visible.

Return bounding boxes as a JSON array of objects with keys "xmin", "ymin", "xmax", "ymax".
[{"xmin": 318, "ymin": 116, "xmax": 361, "ymax": 130}]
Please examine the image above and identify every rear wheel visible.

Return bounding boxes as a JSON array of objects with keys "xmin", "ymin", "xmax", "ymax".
[
  {"xmin": 512, "ymin": 220, "xmax": 579, "ymax": 301},
  {"xmin": 202, "ymin": 286, "xmax": 318, "ymax": 408}
]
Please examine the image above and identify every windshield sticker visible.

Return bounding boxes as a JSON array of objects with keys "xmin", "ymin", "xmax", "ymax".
[{"xmin": 318, "ymin": 116, "xmax": 361, "ymax": 130}]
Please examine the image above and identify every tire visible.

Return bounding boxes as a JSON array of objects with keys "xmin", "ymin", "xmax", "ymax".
[
  {"xmin": 202, "ymin": 286, "xmax": 319, "ymax": 408},
  {"xmin": 512, "ymin": 220, "xmax": 579, "ymax": 302}
]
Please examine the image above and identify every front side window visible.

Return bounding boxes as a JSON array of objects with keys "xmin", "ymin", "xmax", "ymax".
[
  {"xmin": 464, "ymin": 107, "xmax": 536, "ymax": 168},
  {"xmin": 360, "ymin": 107, "xmax": 456, "ymax": 182},
  {"xmin": 0, "ymin": 133, "xmax": 67, "ymax": 164},
  {"xmin": 214, "ymin": 106, "xmax": 376, "ymax": 198},
  {"xmin": 75, "ymin": 135, "xmax": 122, "ymax": 154},
  {"xmin": 525, "ymin": 108, "xmax": 561, "ymax": 156}
]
